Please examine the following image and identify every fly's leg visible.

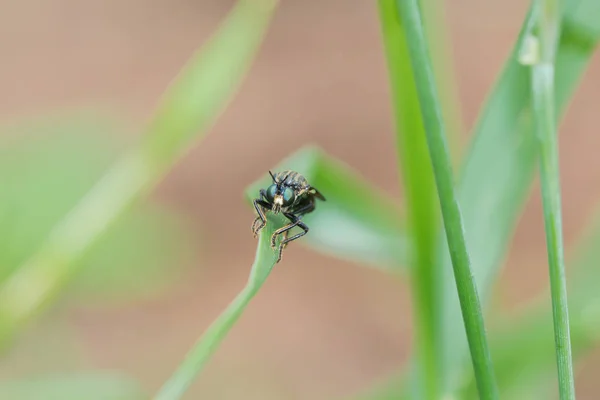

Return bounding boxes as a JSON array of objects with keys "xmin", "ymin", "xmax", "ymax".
[
  {"xmin": 251, "ymin": 203, "xmax": 266, "ymax": 237},
  {"xmin": 274, "ymin": 218, "xmax": 309, "ymax": 263},
  {"xmin": 252, "ymin": 190, "xmax": 270, "ymax": 238},
  {"xmin": 270, "ymin": 212, "xmax": 310, "ymax": 263},
  {"xmin": 281, "ymin": 230, "xmax": 289, "ymax": 250},
  {"xmin": 269, "ymin": 200, "xmax": 314, "ymax": 255},
  {"xmin": 270, "ymin": 216, "xmax": 300, "ymax": 250},
  {"xmin": 280, "ymin": 221, "xmax": 308, "ymax": 248},
  {"xmin": 268, "ymin": 201, "xmax": 314, "ymax": 247},
  {"xmin": 276, "ymin": 230, "xmax": 290, "ymax": 263},
  {"xmin": 251, "ymin": 216, "xmax": 263, "ymax": 237}
]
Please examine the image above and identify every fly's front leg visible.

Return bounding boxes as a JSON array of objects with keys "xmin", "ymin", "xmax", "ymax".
[
  {"xmin": 274, "ymin": 219, "xmax": 309, "ymax": 263},
  {"xmin": 251, "ymin": 216, "xmax": 262, "ymax": 237},
  {"xmin": 281, "ymin": 220, "xmax": 309, "ymax": 244},
  {"xmin": 276, "ymin": 230, "xmax": 291, "ymax": 263},
  {"xmin": 268, "ymin": 202, "xmax": 313, "ymax": 248},
  {"xmin": 270, "ymin": 213, "xmax": 310, "ymax": 263},
  {"xmin": 252, "ymin": 191, "xmax": 270, "ymax": 237},
  {"xmin": 270, "ymin": 216, "xmax": 301, "ymax": 250}
]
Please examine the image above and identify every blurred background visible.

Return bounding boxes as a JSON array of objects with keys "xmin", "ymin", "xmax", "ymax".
[{"xmin": 1, "ymin": 0, "xmax": 599, "ymax": 398}]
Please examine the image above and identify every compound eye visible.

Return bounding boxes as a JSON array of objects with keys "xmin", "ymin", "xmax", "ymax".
[
  {"xmin": 282, "ymin": 187, "xmax": 295, "ymax": 205},
  {"xmin": 266, "ymin": 184, "xmax": 278, "ymax": 202}
]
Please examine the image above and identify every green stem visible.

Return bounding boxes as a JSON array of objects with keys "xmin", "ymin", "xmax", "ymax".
[
  {"xmin": 394, "ymin": 1, "xmax": 499, "ymax": 399},
  {"xmin": 378, "ymin": 2, "xmax": 441, "ymax": 399},
  {"xmin": 525, "ymin": 0, "xmax": 576, "ymax": 398},
  {"xmin": 418, "ymin": 0, "xmax": 465, "ymax": 166},
  {"xmin": 154, "ymin": 287, "xmax": 258, "ymax": 400},
  {"xmin": 153, "ymin": 216, "xmax": 283, "ymax": 400}
]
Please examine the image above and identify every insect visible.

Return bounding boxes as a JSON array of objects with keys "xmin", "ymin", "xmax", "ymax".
[{"xmin": 251, "ymin": 170, "xmax": 326, "ymax": 263}]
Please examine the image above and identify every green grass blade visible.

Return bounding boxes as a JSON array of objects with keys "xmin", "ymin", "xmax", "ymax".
[
  {"xmin": 154, "ymin": 213, "xmax": 285, "ymax": 400},
  {"xmin": 522, "ymin": 0, "xmax": 576, "ymax": 398},
  {"xmin": 418, "ymin": 0, "xmax": 465, "ymax": 164},
  {"xmin": 394, "ymin": 1, "xmax": 498, "ymax": 398},
  {"xmin": 378, "ymin": 1, "xmax": 441, "ymax": 398},
  {"xmin": 459, "ymin": 205, "xmax": 600, "ymax": 399},
  {"xmin": 0, "ymin": 0, "xmax": 277, "ymax": 347},
  {"xmin": 438, "ymin": 0, "xmax": 599, "ymax": 395},
  {"xmin": 352, "ymin": 0, "xmax": 600, "ymax": 398}
]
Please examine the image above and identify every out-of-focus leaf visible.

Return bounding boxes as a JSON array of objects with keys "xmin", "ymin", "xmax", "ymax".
[
  {"xmin": 0, "ymin": 0, "xmax": 276, "ymax": 347},
  {"xmin": 245, "ymin": 146, "xmax": 409, "ymax": 270},
  {"xmin": 0, "ymin": 114, "xmax": 123, "ymax": 282},
  {"xmin": 378, "ymin": 1, "xmax": 445, "ymax": 398},
  {"xmin": 74, "ymin": 205, "xmax": 195, "ymax": 304},
  {"xmin": 142, "ymin": 0, "xmax": 278, "ymax": 169},
  {"xmin": 0, "ymin": 115, "xmax": 194, "ymax": 303},
  {"xmin": 0, "ymin": 372, "xmax": 147, "ymax": 400}
]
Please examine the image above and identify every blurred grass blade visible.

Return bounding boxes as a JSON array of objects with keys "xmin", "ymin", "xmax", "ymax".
[
  {"xmin": 141, "ymin": 0, "xmax": 276, "ymax": 168},
  {"xmin": 74, "ymin": 205, "xmax": 194, "ymax": 304},
  {"xmin": 0, "ymin": 372, "xmax": 147, "ymax": 400},
  {"xmin": 0, "ymin": 0, "xmax": 277, "ymax": 346},
  {"xmin": 395, "ymin": 1, "xmax": 498, "ymax": 398},
  {"xmin": 154, "ymin": 213, "xmax": 286, "ymax": 400},
  {"xmin": 524, "ymin": 0, "xmax": 576, "ymax": 398},
  {"xmin": 378, "ymin": 1, "xmax": 441, "ymax": 398},
  {"xmin": 0, "ymin": 115, "xmax": 194, "ymax": 304},
  {"xmin": 245, "ymin": 146, "xmax": 409, "ymax": 270}
]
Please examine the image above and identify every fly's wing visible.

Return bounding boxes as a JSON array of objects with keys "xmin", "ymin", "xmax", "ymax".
[{"xmin": 310, "ymin": 187, "xmax": 326, "ymax": 201}]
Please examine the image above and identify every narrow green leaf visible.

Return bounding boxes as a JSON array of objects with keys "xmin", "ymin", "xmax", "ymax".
[
  {"xmin": 245, "ymin": 146, "xmax": 409, "ymax": 270},
  {"xmin": 378, "ymin": 1, "xmax": 441, "ymax": 398},
  {"xmin": 526, "ymin": 0, "xmax": 576, "ymax": 398},
  {"xmin": 354, "ymin": 0, "xmax": 600, "ymax": 397},
  {"xmin": 437, "ymin": 0, "xmax": 600, "ymax": 396},
  {"xmin": 154, "ymin": 211, "xmax": 285, "ymax": 400},
  {"xmin": 395, "ymin": 1, "xmax": 499, "ymax": 398},
  {"xmin": 0, "ymin": 0, "xmax": 277, "ymax": 347},
  {"xmin": 418, "ymin": 0, "xmax": 465, "ymax": 164},
  {"xmin": 459, "ymin": 207, "xmax": 600, "ymax": 399}
]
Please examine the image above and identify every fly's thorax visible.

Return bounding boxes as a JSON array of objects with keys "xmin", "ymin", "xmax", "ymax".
[{"xmin": 274, "ymin": 170, "xmax": 308, "ymax": 188}]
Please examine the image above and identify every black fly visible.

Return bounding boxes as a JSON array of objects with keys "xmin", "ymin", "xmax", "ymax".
[{"xmin": 251, "ymin": 170, "xmax": 325, "ymax": 262}]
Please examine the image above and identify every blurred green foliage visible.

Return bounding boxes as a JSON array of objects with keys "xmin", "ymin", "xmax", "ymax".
[
  {"xmin": 0, "ymin": 0, "xmax": 276, "ymax": 397},
  {"xmin": 0, "ymin": 114, "xmax": 194, "ymax": 304},
  {"xmin": 2, "ymin": 0, "xmax": 600, "ymax": 398}
]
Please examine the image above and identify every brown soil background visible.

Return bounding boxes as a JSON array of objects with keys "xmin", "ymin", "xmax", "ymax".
[{"xmin": 1, "ymin": 0, "xmax": 600, "ymax": 399}]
